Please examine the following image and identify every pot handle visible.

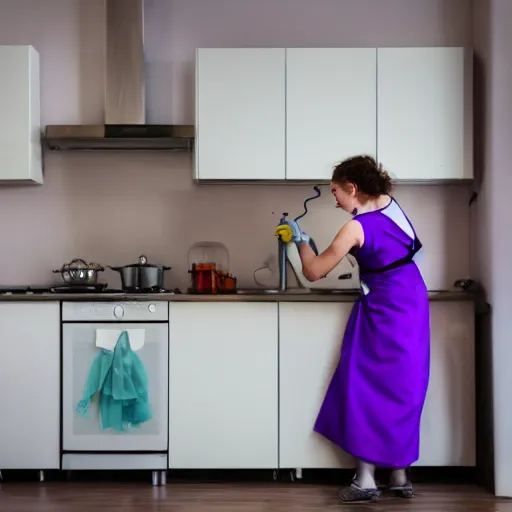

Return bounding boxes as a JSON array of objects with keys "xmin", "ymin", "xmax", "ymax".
[
  {"xmin": 68, "ymin": 258, "xmax": 88, "ymax": 266},
  {"xmin": 108, "ymin": 266, "xmax": 124, "ymax": 272}
]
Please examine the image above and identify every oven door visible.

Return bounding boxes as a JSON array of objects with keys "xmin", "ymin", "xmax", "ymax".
[{"xmin": 62, "ymin": 323, "xmax": 168, "ymax": 452}]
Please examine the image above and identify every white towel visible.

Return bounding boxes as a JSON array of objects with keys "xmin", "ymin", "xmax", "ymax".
[{"xmin": 95, "ymin": 329, "xmax": 145, "ymax": 352}]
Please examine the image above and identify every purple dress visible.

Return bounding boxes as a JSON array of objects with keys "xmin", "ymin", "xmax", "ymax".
[{"xmin": 314, "ymin": 198, "xmax": 430, "ymax": 469}]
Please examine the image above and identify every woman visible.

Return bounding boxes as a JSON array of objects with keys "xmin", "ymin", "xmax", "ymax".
[{"xmin": 275, "ymin": 155, "xmax": 430, "ymax": 503}]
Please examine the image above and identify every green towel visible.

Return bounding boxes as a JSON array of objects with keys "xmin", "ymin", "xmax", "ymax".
[{"xmin": 76, "ymin": 331, "xmax": 152, "ymax": 431}]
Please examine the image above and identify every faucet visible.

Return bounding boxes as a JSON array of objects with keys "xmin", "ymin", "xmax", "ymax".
[
  {"xmin": 278, "ymin": 213, "xmax": 289, "ymax": 291},
  {"xmin": 277, "ymin": 212, "xmax": 356, "ymax": 290}
]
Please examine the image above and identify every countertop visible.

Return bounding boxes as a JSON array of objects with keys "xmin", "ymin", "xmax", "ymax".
[{"xmin": 0, "ymin": 289, "xmax": 476, "ymax": 302}]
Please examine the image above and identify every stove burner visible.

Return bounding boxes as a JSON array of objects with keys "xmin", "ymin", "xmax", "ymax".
[
  {"xmin": 51, "ymin": 283, "xmax": 109, "ymax": 294},
  {"xmin": 0, "ymin": 286, "xmax": 33, "ymax": 295},
  {"xmin": 0, "ymin": 284, "xmax": 180, "ymax": 295}
]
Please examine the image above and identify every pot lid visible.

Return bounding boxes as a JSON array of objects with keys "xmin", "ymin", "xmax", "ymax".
[
  {"xmin": 61, "ymin": 259, "xmax": 104, "ymax": 271},
  {"xmin": 121, "ymin": 255, "xmax": 168, "ymax": 268}
]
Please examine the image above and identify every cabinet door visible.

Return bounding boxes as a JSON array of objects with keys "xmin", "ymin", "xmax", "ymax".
[
  {"xmin": 0, "ymin": 46, "xmax": 42, "ymax": 184},
  {"xmin": 0, "ymin": 302, "xmax": 60, "ymax": 469},
  {"xmin": 415, "ymin": 301, "xmax": 475, "ymax": 466},
  {"xmin": 377, "ymin": 47, "xmax": 472, "ymax": 181},
  {"xmin": 195, "ymin": 48, "xmax": 285, "ymax": 180},
  {"xmin": 286, "ymin": 48, "xmax": 377, "ymax": 180},
  {"xmin": 279, "ymin": 302, "xmax": 354, "ymax": 468},
  {"xmin": 169, "ymin": 302, "xmax": 278, "ymax": 468}
]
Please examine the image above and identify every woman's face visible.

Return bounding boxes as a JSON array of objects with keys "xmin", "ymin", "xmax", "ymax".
[{"xmin": 331, "ymin": 181, "xmax": 358, "ymax": 214}]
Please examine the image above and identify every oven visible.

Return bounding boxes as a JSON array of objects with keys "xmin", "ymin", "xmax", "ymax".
[{"xmin": 61, "ymin": 301, "xmax": 168, "ymax": 484}]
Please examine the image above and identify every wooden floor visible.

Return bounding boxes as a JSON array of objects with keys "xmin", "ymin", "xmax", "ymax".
[{"xmin": 0, "ymin": 483, "xmax": 511, "ymax": 511}]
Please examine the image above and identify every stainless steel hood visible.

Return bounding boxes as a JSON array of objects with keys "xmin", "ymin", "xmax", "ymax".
[{"xmin": 44, "ymin": 0, "xmax": 194, "ymax": 151}]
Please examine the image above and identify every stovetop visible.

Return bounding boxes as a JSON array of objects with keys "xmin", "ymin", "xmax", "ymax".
[{"xmin": 0, "ymin": 284, "xmax": 181, "ymax": 295}]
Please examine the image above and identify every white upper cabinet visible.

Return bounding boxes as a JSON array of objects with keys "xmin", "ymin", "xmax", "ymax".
[
  {"xmin": 377, "ymin": 47, "xmax": 472, "ymax": 181},
  {"xmin": 286, "ymin": 48, "xmax": 377, "ymax": 180},
  {"xmin": 195, "ymin": 48, "xmax": 286, "ymax": 180},
  {"xmin": 0, "ymin": 45, "xmax": 42, "ymax": 184},
  {"xmin": 195, "ymin": 47, "xmax": 472, "ymax": 182}
]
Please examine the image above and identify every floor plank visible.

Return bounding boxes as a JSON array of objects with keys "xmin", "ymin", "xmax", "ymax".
[{"xmin": 0, "ymin": 483, "xmax": 511, "ymax": 511}]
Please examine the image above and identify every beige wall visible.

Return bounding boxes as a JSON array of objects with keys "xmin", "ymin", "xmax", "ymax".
[
  {"xmin": 0, "ymin": 0, "xmax": 472, "ymax": 291},
  {"xmin": 473, "ymin": 0, "xmax": 512, "ymax": 498}
]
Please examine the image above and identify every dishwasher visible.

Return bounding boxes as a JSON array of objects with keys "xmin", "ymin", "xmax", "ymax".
[{"xmin": 61, "ymin": 301, "xmax": 169, "ymax": 486}]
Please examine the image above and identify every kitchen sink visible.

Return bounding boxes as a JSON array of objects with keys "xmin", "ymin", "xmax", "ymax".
[
  {"xmin": 236, "ymin": 288, "xmax": 360, "ymax": 295},
  {"xmin": 236, "ymin": 288, "xmax": 303, "ymax": 295},
  {"xmin": 310, "ymin": 288, "xmax": 360, "ymax": 295}
]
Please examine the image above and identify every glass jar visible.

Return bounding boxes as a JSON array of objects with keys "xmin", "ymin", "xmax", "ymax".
[
  {"xmin": 187, "ymin": 241, "xmax": 229, "ymax": 270},
  {"xmin": 187, "ymin": 242, "xmax": 233, "ymax": 293}
]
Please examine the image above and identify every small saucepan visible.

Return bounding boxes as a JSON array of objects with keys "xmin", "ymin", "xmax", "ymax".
[
  {"xmin": 53, "ymin": 259, "xmax": 104, "ymax": 286},
  {"xmin": 109, "ymin": 255, "xmax": 171, "ymax": 291}
]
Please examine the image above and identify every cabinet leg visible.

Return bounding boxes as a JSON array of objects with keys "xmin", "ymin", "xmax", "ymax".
[
  {"xmin": 151, "ymin": 471, "xmax": 159, "ymax": 487},
  {"xmin": 295, "ymin": 468, "xmax": 303, "ymax": 480},
  {"xmin": 160, "ymin": 470, "xmax": 167, "ymax": 486},
  {"xmin": 0, "ymin": 470, "xmax": 3, "ymax": 482},
  {"xmin": 39, "ymin": 471, "xmax": 45, "ymax": 483},
  {"xmin": 272, "ymin": 469, "xmax": 279, "ymax": 482}
]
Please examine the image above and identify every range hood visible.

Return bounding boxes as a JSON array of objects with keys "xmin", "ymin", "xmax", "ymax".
[{"xmin": 44, "ymin": 0, "xmax": 194, "ymax": 151}]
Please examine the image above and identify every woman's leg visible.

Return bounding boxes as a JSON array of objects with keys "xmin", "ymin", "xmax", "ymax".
[
  {"xmin": 355, "ymin": 461, "xmax": 377, "ymax": 489},
  {"xmin": 389, "ymin": 468, "xmax": 407, "ymax": 487},
  {"xmin": 388, "ymin": 467, "xmax": 414, "ymax": 498}
]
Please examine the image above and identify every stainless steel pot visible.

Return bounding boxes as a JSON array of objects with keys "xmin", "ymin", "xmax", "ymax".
[
  {"xmin": 109, "ymin": 255, "xmax": 171, "ymax": 291},
  {"xmin": 53, "ymin": 259, "xmax": 104, "ymax": 286}
]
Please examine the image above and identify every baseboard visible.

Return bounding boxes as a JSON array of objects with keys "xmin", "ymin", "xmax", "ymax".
[{"xmin": 0, "ymin": 467, "xmax": 477, "ymax": 485}]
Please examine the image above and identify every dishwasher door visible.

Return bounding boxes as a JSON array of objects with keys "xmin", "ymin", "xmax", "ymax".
[{"xmin": 62, "ymin": 323, "xmax": 168, "ymax": 452}]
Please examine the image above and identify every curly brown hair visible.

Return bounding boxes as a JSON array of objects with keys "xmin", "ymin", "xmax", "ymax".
[{"xmin": 331, "ymin": 155, "xmax": 393, "ymax": 197}]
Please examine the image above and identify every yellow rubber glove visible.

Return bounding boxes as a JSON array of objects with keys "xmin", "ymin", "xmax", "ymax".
[{"xmin": 274, "ymin": 224, "xmax": 294, "ymax": 243}]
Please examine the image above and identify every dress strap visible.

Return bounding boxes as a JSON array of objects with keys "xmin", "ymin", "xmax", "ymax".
[{"xmin": 359, "ymin": 237, "xmax": 422, "ymax": 275}]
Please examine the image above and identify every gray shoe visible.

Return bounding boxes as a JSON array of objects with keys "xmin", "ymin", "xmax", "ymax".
[
  {"xmin": 388, "ymin": 481, "xmax": 414, "ymax": 498},
  {"xmin": 338, "ymin": 482, "xmax": 380, "ymax": 503}
]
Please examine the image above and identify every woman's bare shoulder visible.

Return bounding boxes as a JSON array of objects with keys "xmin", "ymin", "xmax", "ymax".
[{"xmin": 333, "ymin": 219, "xmax": 364, "ymax": 248}]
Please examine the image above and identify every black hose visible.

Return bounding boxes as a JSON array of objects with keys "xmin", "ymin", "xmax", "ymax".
[{"xmin": 294, "ymin": 185, "xmax": 322, "ymax": 222}]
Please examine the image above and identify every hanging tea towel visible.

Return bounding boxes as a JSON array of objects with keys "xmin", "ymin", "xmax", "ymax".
[{"xmin": 76, "ymin": 330, "xmax": 152, "ymax": 431}]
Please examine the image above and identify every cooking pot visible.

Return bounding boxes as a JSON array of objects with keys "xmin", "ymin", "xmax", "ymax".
[
  {"xmin": 109, "ymin": 255, "xmax": 171, "ymax": 291},
  {"xmin": 53, "ymin": 259, "xmax": 104, "ymax": 286}
]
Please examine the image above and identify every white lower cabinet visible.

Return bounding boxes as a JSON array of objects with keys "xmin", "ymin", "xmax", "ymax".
[
  {"xmin": 0, "ymin": 302, "xmax": 60, "ymax": 469},
  {"xmin": 415, "ymin": 301, "xmax": 476, "ymax": 466},
  {"xmin": 0, "ymin": 297, "xmax": 475, "ymax": 472},
  {"xmin": 168, "ymin": 302, "xmax": 279, "ymax": 469},
  {"xmin": 278, "ymin": 301, "xmax": 475, "ymax": 469},
  {"xmin": 279, "ymin": 302, "xmax": 354, "ymax": 469},
  {"xmin": 167, "ymin": 299, "xmax": 474, "ymax": 470}
]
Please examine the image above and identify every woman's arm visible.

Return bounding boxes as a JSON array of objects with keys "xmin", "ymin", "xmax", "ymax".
[{"xmin": 298, "ymin": 220, "xmax": 364, "ymax": 282}]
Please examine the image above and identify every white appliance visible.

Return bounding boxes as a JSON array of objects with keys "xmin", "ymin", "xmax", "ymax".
[
  {"xmin": 61, "ymin": 301, "xmax": 169, "ymax": 486},
  {"xmin": 286, "ymin": 242, "xmax": 359, "ymax": 289}
]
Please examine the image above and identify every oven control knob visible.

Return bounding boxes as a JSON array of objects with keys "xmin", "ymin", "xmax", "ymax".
[
  {"xmin": 113, "ymin": 305, "xmax": 124, "ymax": 318},
  {"xmin": 148, "ymin": 304, "xmax": 156, "ymax": 313}
]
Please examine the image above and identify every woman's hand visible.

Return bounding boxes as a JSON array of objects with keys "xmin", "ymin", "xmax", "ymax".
[{"xmin": 274, "ymin": 219, "xmax": 311, "ymax": 244}]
